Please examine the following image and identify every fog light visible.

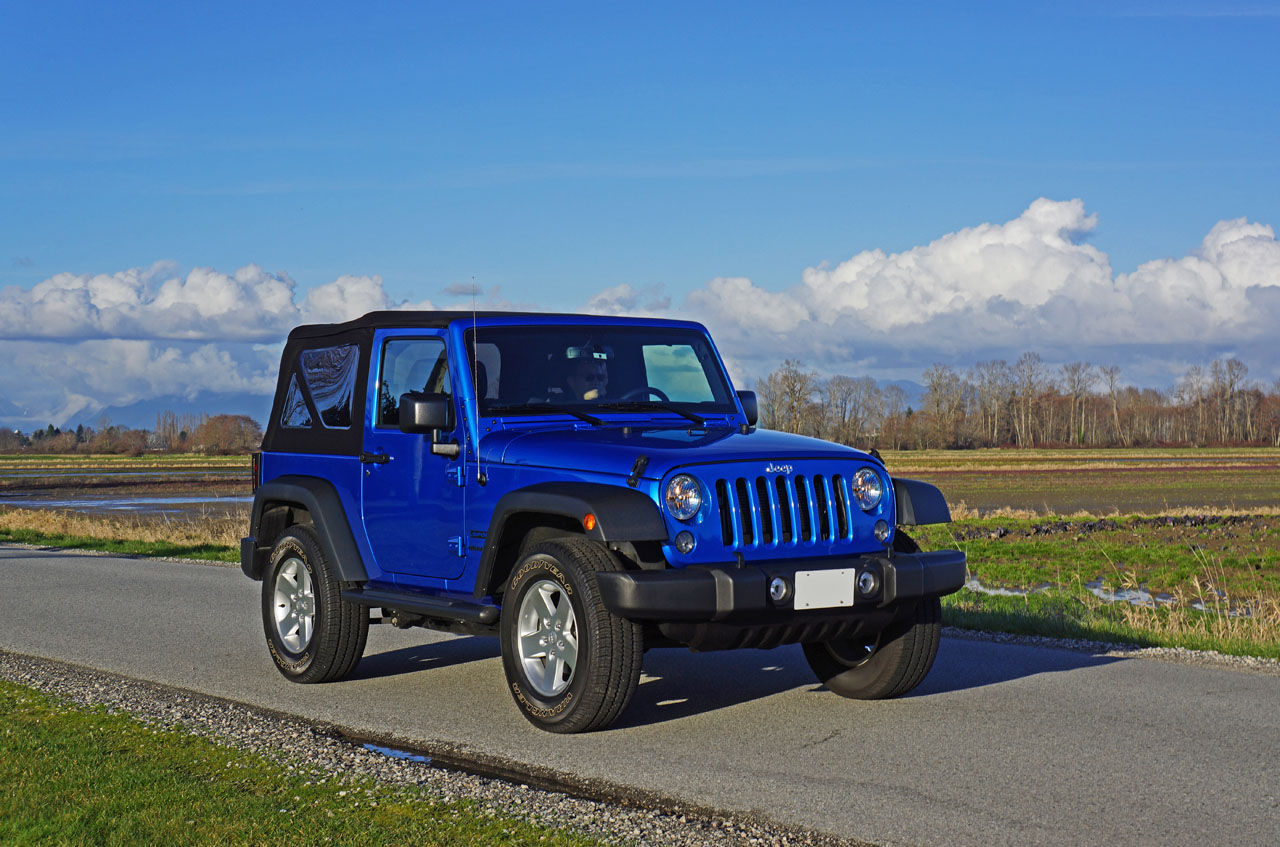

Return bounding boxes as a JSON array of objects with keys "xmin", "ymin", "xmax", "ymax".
[
  {"xmin": 858, "ymin": 570, "xmax": 880, "ymax": 596},
  {"xmin": 873, "ymin": 519, "xmax": 890, "ymax": 543},
  {"xmin": 769, "ymin": 576, "xmax": 790, "ymax": 603},
  {"xmin": 674, "ymin": 531, "xmax": 696, "ymax": 554}
]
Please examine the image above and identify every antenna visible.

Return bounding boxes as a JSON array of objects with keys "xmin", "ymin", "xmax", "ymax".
[{"xmin": 471, "ymin": 276, "xmax": 485, "ymax": 485}]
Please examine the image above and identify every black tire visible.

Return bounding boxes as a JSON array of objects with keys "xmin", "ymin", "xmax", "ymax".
[
  {"xmin": 804, "ymin": 527, "xmax": 938, "ymax": 700},
  {"xmin": 262, "ymin": 525, "xmax": 368, "ymax": 684},
  {"xmin": 500, "ymin": 539, "xmax": 643, "ymax": 733},
  {"xmin": 802, "ymin": 595, "xmax": 941, "ymax": 699}
]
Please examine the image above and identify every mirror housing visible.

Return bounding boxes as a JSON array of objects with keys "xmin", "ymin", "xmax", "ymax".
[
  {"xmin": 736, "ymin": 390, "xmax": 758, "ymax": 427},
  {"xmin": 398, "ymin": 392, "xmax": 454, "ymax": 434}
]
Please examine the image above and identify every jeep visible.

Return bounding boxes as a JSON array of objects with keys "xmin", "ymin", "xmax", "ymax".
[{"xmin": 241, "ymin": 311, "xmax": 965, "ymax": 733}]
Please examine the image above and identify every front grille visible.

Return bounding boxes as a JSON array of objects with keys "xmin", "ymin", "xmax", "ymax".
[{"xmin": 715, "ymin": 472, "xmax": 858, "ymax": 550}]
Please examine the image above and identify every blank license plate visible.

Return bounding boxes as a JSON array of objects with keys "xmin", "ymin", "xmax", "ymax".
[{"xmin": 793, "ymin": 569, "xmax": 856, "ymax": 610}]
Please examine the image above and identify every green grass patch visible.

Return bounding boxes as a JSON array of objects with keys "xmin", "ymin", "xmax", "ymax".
[
  {"xmin": 0, "ymin": 679, "xmax": 601, "ymax": 847},
  {"xmin": 0, "ymin": 526, "xmax": 237, "ymax": 562}
]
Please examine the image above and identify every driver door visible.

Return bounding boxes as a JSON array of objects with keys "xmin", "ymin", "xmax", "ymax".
[{"xmin": 360, "ymin": 330, "xmax": 467, "ymax": 581}]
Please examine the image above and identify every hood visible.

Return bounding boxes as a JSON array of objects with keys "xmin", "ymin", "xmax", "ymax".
[{"xmin": 478, "ymin": 424, "xmax": 878, "ymax": 480}]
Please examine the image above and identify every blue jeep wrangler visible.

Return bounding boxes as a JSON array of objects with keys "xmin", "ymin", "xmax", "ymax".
[{"xmin": 242, "ymin": 311, "xmax": 965, "ymax": 733}]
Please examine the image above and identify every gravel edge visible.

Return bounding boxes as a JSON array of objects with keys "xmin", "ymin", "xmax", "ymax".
[{"xmin": 0, "ymin": 650, "xmax": 865, "ymax": 847}]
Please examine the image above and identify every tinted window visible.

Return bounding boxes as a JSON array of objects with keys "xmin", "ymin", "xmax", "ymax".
[
  {"xmin": 377, "ymin": 338, "xmax": 449, "ymax": 427},
  {"xmin": 280, "ymin": 373, "xmax": 313, "ymax": 428},
  {"xmin": 300, "ymin": 344, "xmax": 360, "ymax": 429}
]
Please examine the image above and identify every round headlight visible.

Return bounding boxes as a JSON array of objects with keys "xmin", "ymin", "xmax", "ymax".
[
  {"xmin": 665, "ymin": 474, "xmax": 703, "ymax": 521},
  {"xmin": 852, "ymin": 468, "xmax": 883, "ymax": 511}
]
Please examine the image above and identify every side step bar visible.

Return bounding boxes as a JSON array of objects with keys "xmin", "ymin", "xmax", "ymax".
[{"xmin": 341, "ymin": 587, "xmax": 499, "ymax": 626}]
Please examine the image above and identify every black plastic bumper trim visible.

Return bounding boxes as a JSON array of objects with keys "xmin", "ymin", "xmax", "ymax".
[{"xmin": 596, "ymin": 549, "xmax": 966, "ymax": 622}]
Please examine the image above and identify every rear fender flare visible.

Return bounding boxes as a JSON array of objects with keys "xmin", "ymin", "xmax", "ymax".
[{"xmin": 243, "ymin": 475, "xmax": 369, "ymax": 583}]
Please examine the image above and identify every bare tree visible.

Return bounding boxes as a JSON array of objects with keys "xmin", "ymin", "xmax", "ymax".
[
  {"xmin": 1012, "ymin": 352, "xmax": 1046, "ymax": 446},
  {"xmin": 1060, "ymin": 362, "xmax": 1095, "ymax": 446},
  {"xmin": 1099, "ymin": 365, "xmax": 1129, "ymax": 447}
]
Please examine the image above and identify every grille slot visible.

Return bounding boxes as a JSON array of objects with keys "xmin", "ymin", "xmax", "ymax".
[
  {"xmin": 832, "ymin": 474, "xmax": 850, "ymax": 539},
  {"xmin": 814, "ymin": 475, "xmax": 832, "ymax": 540},
  {"xmin": 795, "ymin": 475, "xmax": 812, "ymax": 542},
  {"xmin": 735, "ymin": 478, "xmax": 755, "ymax": 546}
]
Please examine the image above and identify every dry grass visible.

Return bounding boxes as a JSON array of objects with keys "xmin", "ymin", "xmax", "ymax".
[
  {"xmin": 947, "ymin": 499, "xmax": 1280, "ymax": 521},
  {"xmin": 0, "ymin": 508, "xmax": 244, "ymax": 549}
]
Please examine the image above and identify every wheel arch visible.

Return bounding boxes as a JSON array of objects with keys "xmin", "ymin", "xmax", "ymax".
[{"xmin": 242, "ymin": 475, "xmax": 369, "ymax": 583}]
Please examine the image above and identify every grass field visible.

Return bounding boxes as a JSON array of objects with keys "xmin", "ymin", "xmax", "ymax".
[
  {"xmin": 3, "ymin": 448, "xmax": 1279, "ymax": 656},
  {"xmin": 0, "ymin": 680, "xmax": 599, "ymax": 847}
]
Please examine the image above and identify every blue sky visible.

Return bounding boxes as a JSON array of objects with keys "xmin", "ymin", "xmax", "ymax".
[{"xmin": 2, "ymin": 1, "xmax": 1279, "ymax": 427}]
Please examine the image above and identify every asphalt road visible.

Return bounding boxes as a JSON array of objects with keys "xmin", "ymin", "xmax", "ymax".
[{"xmin": 2, "ymin": 545, "xmax": 1278, "ymax": 847}]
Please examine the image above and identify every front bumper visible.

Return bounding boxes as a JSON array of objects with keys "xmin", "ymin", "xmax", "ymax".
[{"xmin": 595, "ymin": 549, "xmax": 966, "ymax": 623}]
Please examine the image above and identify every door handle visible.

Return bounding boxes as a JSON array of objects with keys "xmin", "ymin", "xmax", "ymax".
[{"xmin": 359, "ymin": 451, "xmax": 390, "ymax": 465}]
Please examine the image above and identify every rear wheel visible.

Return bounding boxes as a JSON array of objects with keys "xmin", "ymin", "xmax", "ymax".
[
  {"xmin": 500, "ymin": 539, "xmax": 643, "ymax": 733},
  {"xmin": 262, "ymin": 525, "xmax": 368, "ymax": 683}
]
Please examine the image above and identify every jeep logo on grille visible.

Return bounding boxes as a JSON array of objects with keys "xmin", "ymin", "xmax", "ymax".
[{"xmin": 765, "ymin": 463, "xmax": 794, "ymax": 474}]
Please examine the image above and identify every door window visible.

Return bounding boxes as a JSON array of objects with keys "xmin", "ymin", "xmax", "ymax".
[{"xmin": 377, "ymin": 338, "xmax": 450, "ymax": 427}]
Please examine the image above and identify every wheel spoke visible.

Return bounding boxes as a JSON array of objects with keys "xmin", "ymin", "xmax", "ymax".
[
  {"xmin": 520, "ymin": 631, "xmax": 547, "ymax": 658},
  {"xmin": 541, "ymin": 656, "xmax": 561, "ymax": 692},
  {"xmin": 557, "ymin": 636, "xmax": 578, "ymax": 667},
  {"xmin": 533, "ymin": 586, "xmax": 558, "ymax": 623}
]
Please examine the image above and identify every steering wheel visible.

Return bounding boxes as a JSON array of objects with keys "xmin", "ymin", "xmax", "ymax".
[{"xmin": 619, "ymin": 386, "xmax": 670, "ymax": 402}]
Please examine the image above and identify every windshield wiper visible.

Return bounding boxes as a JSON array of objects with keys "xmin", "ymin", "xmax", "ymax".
[
  {"xmin": 598, "ymin": 401, "xmax": 706, "ymax": 426},
  {"xmin": 486, "ymin": 403, "xmax": 603, "ymax": 426}
]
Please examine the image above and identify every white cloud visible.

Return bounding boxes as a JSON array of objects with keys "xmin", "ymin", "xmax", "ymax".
[
  {"xmin": 648, "ymin": 199, "xmax": 1280, "ymax": 385},
  {"xmin": 0, "ymin": 264, "xmax": 440, "ymax": 426}
]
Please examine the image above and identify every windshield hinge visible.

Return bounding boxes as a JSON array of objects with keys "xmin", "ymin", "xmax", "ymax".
[{"xmin": 627, "ymin": 455, "xmax": 649, "ymax": 488}]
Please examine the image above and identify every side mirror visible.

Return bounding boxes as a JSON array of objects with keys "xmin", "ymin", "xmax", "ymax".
[
  {"xmin": 736, "ymin": 390, "xmax": 758, "ymax": 427},
  {"xmin": 398, "ymin": 392, "xmax": 454, "ymax": 434}
]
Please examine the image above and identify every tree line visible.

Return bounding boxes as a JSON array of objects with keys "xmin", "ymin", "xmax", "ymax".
[
  {"xmin": 0, "ymin": 412, "xmax": 262, "ymax": 455},
  {"xmin": 755, "ymin": 354, "xmax": 1280, "ymax": 449}
]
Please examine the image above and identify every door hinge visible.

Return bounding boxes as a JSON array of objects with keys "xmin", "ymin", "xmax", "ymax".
[
  {"xmin": 447, "ymin": 536, "xmax": 466, "ymax": 557},
  {"xmin": 447, "ymin": 465, "xmax": 466, "ymax": 487}
]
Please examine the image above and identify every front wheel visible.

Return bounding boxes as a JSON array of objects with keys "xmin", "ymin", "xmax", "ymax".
[
  {"xmin": 500, "ymin": 539, "xmax": 643, "ymax": 733},
  {"xmin": 802, "ymin": 595, "xmax": 941, "ymax": 699},
  {"xmin": 262, "ymin": 525, "xmax": 368, "ymax": 683}
]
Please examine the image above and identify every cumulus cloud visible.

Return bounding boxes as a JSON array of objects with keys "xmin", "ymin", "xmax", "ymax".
[
  {"xmin": 639, "ymin": 198, "xmax": 1280, "ymax": 385},
  {"xmin": 0, "ymin": 262, "xmax": 438, "ymax": 342},
  {"xmin": 0, "ymin": 264, "xmax": 442, "ymax": 426}
]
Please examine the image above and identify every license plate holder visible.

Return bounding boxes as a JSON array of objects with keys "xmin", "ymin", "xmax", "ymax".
[{"xmin": 793, "ymin": 568, "xmax": 856, "ymax": 610}]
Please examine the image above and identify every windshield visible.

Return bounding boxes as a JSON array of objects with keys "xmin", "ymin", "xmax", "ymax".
[{"xmin": 465, "ymin": 325, "xmax": 737, "ymax": 417}]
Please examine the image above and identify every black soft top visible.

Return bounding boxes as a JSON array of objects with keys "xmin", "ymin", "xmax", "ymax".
[{"xmin": 287, "ymin": 310, "xmax": 609, "ymax": 340}]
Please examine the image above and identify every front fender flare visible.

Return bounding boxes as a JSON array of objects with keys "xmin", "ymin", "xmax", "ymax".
[
  {"xmin": 891, "ymin": 477, "xmax": 953, "ymax": 526},
  {"xmin": 474, "ymin": 482, "xmax": 667, "ymax": 597}
]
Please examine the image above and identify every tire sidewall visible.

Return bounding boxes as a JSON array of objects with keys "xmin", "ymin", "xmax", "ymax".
[
  {"xmin": 500, "ymin": 549, "xmax": 594, "ymax": 728},
  {"xmin": 262, "ymin": 531, "xmax": 323, "ymax": 679}
]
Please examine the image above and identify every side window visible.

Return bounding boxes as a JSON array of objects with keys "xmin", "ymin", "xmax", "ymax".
[
  {"xmin": 280, "ymin": 373, "xmax": 313, "ymax": 428},
  {"xmin": 299, "ymin": 343, "xmax": 360, "ymax": 429},
  {"xmin": 378, "ymin": 338, "xmax": 450, "ymax": 427}
]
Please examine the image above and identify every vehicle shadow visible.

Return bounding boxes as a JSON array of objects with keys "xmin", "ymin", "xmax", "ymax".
[
  {"xmin": 350, "ymin": 636, "xmax": 501, "ymax": 681},
  {"xmin": 349, "ymin": 632, "xmax": 1129, "ymax": 726},
  {"xmin": 613, "ymin": 636, "xmax": 1129, "ymax": 728}
]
